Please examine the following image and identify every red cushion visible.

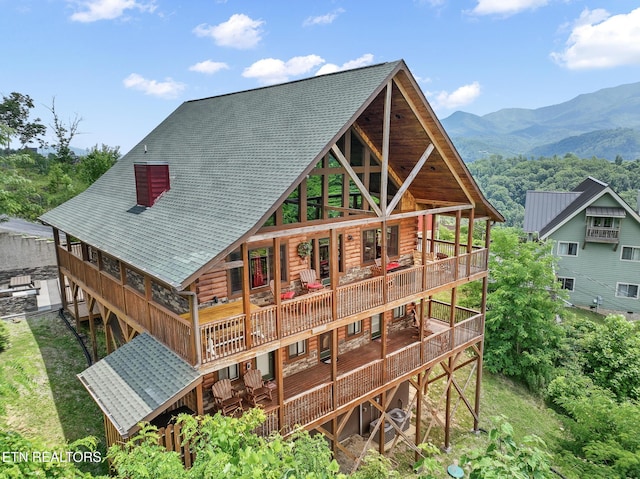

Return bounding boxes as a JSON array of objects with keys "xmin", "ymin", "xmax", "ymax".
[
  {"xmin": 281, "ymin": 291, "xmax": 295, "ymax": 300},
  {"xmin": 307, "ymin": 282, "xmax": 323, "ymax": 289},
  {"xmin": 386, "ymin": 262, "xmax": 401, "ymax": 270}
]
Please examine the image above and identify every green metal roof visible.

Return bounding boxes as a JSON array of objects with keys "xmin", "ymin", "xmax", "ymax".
[
  {"xmin": 41, "ymin": 61, "xmax": 401, "ymax": 288},
  {"xmin": 77, "ymin": 333, "xmax": 201, "ymax": 438}
]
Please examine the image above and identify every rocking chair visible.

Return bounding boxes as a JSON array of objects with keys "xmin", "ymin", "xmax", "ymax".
[
  {"xmin": 243, "ymin": 369, "xmax": 273, "ymax": 407},
  {"xmin": 299, "ymin": 269, "xmax": 324, "ymax": 294},
  {"xmin": 211, "ymin": 379, "xmax": 243, "ymax": 415}
]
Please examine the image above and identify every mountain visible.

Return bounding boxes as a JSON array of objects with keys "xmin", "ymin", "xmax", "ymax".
[{"xmin": 442, "ymin": 81, "xmax": 640, "ymax": 162}]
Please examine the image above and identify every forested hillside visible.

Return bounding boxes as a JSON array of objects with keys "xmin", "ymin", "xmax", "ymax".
[
  {"xmin": 467, "ymin": 154, "xmax": 640, "ymax": 227},
  {"xmin": 442, "ymin": 81, "xmax": 640, "ymax": 162}
]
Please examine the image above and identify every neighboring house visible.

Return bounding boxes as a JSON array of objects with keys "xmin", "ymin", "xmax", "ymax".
[
  {"xmin": 524, "ymin": 177, "xmax": 640, "ymax": 317},
  {"xmin": 40, "ymin": 60, "xmax": 503, "ymax": 464}
]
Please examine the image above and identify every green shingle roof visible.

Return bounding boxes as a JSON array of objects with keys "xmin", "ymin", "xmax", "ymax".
[
  {"xmin": 41, "ymin": 61, "xmax": 401, "ymax": 288},
  {"xmin": 77, "ymin": 333, "xmax": 200, "ymax": 437}
]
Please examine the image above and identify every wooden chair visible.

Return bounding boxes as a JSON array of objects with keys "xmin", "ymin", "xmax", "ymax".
[
  {"xmin": 211, "ymin": 379, "xmax": 243, "ymax": 415},
  {"xmin": 270, "ymin": 280, "xmax": 295, "ymax": 302},
  {"xmin": 371, "ymin": 265, "xmax": 384, "ymax": 277},
  {"xmin": 299, "ymin": 269, "xmax": 324, "ymax": 294},
  {"xmin": 243, "ymin": 369, "xmax": 273, "ymax": 407}
]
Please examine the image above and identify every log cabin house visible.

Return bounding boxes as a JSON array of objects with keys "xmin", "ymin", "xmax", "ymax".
[{"xmin": 40, "ymin": 60, "xmax": 503, "ymax": 466}]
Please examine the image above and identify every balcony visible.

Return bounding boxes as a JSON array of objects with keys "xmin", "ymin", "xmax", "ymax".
[
  {"xmin": 249, "ymin": 302, "xmax": 483, "ymax": 436},
  {"xmin": 198, "ymin": 249, "xmax": 487, "ymax": 364},
  {"xmin": 56, "ymin": 245, "xmax": 488, "ymax": 367},
  {"xmin": 585, "ymin": 226, "xmax": 620, "ymax": 244}
]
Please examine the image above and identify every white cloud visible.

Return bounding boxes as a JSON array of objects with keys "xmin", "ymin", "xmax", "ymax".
[
  {"xmin": 188, "ymin": 60, "xmax": 229, "ymax": 75},
  {"xmin": 69, "ymin": 0, "xmax": 156, "ymax": 22},
  {"xmin": 431, "ymin": 82, "xmax": 481, "ymax": 110},
  {"xmin": 315, "ymin": 54, "xmax": 375, "ymax": 76},
  {"xmin": 469, "ymin": 0, "xmax": 548, "ymax": 17},
  {"xmin": 303, "ymin": 8, "xmax": 345, "ymax": 27},
  {"xmin": 123, "ymin": 73, "xmax": 185, "ymax": 98},
  {"xmin": 242, "ymin": 55, "xmax": 326, "ymax": 85},
  {"xmin": 551, "ymin": 8, "xmax": 640, "ymax": 69},
  {"xmin": 193, "ymin": 13, "xmax": 264, "ymax": 49}
]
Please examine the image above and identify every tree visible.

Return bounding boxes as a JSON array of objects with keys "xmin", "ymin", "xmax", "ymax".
[
  {"xmin": 77, "ymin": 144, "xmax": 120, "ymax": 185},
  {"xmin": 483, "ymin": 227, "xmax": 565, "ymax": 391},
  {"xmin": 47, "ymin": 97, "xmax": 82, "ymax": 164},
  {"xmin": 0, "ymin": 92, "xmax": 47, "ymax": 148},
  {"xmin": 578, "ymin": 314, "xmax": 640, "ymax": 401}
]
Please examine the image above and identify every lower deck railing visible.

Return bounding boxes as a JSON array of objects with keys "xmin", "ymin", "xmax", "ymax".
[{"xmin": 265, "ymin": 317, "xmax": 482, "ymax": 435}]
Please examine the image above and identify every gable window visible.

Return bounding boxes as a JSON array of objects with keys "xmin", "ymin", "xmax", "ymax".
[
  {"xmin": 228, "ymin": 244, "xmax": 288, "ymax": 295},
  {"xmin": 362, "ymin": 225, "xmax": 399, "ymax": 263},
  {"xmin": 347, "ymin": 321, "xmax": 363, "ymax": 337},
  {"xmin": 218, "ymin": 364, "xmax": 239, "ymax": 381},
  {"xmin": 288, "ymin": 340, "xmax": 307, "ymax": 359},
  {"xmin": 558, "ymin": 277, "xmax": 575, "ymax": 291},
  {"xmin": 621, "ymin": 246, "xmax": 640, "ymax": 262},
  {"xmin": 557, "ymin": 241, "xmax": 578, "ymax": 256},
  {"xmin": 616, "ymin": 283, "xmax": 639, "ymax": 299}
]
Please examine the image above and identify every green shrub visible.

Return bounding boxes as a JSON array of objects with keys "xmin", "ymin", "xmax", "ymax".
[{"xmin": 0, "ymin": 320, "xmax": 9, "ymax": 352}]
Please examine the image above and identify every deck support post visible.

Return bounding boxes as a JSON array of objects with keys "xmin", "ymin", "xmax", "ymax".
[{"xmin": 87, "ymin": 295, "xmax": 98, "ymax": 362}]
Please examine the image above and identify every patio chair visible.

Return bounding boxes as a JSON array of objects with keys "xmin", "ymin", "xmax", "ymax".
[
  {"xmin": 243, "ymin": 368, "xmax": 273, "ymax": 407},
  {"xmin": 211, "ymin": 379, "xmax": 243, "ymax": 415},
  {"xmin": 299, "ymin": 269, "xmax": 324, "ymax": 294},
  {"xmin": 270, "ymin": 280, "xmax": 295, "ymax": 302}
]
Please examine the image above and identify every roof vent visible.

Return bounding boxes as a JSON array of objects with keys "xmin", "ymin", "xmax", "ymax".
[{"xmin": 134, "ymin": 162, "xmax": 170, "ymax": 207}]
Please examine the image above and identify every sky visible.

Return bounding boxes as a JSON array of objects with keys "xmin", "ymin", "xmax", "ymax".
[{"xmin": 2, "ymin": 0, "xmax": 640, "ymax": 154}]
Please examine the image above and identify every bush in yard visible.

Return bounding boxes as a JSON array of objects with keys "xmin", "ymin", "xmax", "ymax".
[
  {"xmin": 578, "ymin": 314, "xmax": 640, "ymax": 401},
  {"xmin": 460, "ymin": 417, "xmax": 555, "ymax": 479},
  {"xmin": 0, "ymin": 430, "xmax": 98, "ymax": 478},
  {"xmin": 548, "ymin": 375, "xmax": 640, "ymax": 477},
  {"xmin": 109, "ymin": 408, "xmax": 346, "ymax": 479},
  {"xmin": 0, "ymin": 321, "xmax": 9, "ymax": 352}
]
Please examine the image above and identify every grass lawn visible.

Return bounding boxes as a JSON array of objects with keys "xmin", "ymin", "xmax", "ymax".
[{"xmin": 0, "ymin": 311, "xmax": 108, "ymax": 476}]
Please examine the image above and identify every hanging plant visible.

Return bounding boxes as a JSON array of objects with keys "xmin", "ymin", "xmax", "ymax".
[{"xmin": 297, "ymin": 241, "xmax": 312, "ymax": 258}]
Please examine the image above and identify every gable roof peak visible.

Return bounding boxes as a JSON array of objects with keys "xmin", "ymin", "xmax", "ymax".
[{"xmin": 186, "ymin": 60, "xmax": 405, "ymax": 105}]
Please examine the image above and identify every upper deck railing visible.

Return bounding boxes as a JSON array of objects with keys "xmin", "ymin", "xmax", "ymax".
[{"xmin": 57, "ymin": 245, "xmax": 488, "ymax": 366}]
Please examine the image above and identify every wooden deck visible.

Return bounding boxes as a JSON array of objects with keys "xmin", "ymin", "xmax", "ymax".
[
  {"xmin": 56, "ymin": 244, "xmax": 488, "ymax": 367},
  {"xmin": 230, "ymin": 315, "xmax": 481, "ymax": 436}
]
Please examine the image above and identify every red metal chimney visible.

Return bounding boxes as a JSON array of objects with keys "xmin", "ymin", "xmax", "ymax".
[{"xmin": 134, "ymin": 162, "xmax": 170, "ymax": 207}]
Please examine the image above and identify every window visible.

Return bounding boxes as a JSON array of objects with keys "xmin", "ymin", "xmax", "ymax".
[
  {"xmin": 621, "ymin": 246, "xmax": 640, "ymax": 262},
  {"xmin": 558, "ymin": 277, "xmax": 575, "ymax": 291},
  {"xmin": 393, "ymin": 305, "xmax": 406, "ymax": 319},
  {"xmin": 218, "ymin": 364, "xmax": 239, "ymax": 381},
  {"xmin": 288, "ymin": 340, "xmax": 307, "ymax": 359},
  {"xmin": 371, "ymin": 314, "xmax": 382, "ymax": 340},
  {"xmin": 228, "ymin": 244, "xmax": 288, "ymax": 295},
  {"xmin": 347, "ymin": 321, "xmax": 363, "ymax": 337},
  {"xmin": 557, "ymin": 241, "xmax": 578, "ymax": 256},
  {"xmin": 362, "ymin": 225, "xmax": 399, "ymax": 263},
  {"xmin": 616, "ymin": 283, "xmax": 639, "ymax": 299}
]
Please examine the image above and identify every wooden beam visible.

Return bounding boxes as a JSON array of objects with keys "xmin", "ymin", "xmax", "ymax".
[
  {"xmin": 331, "ymin": 145, "xmax": 382, "ymax": 217},
  {"xmin": 386, "ymin": 144, "xmax": 434, "ymax": 216},
  {"xmin": 247, "ymin": 203, "xmax": 471, "ymax": 243},
  {"xmin": 381, "ymin": 81, "xmax": 392, "ymax": 215},
  {"xmin": 394, "ymin": 78, "xmax": 476, "ymax": 207}
]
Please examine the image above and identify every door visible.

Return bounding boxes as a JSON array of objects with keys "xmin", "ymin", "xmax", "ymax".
[
  {"xmin": 319, "ymin": 332, "xmax": 331, "ymax": 362},
  {"xmin": 256, "ymin": 351, "xmax": 275, "ymax": 380}
]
